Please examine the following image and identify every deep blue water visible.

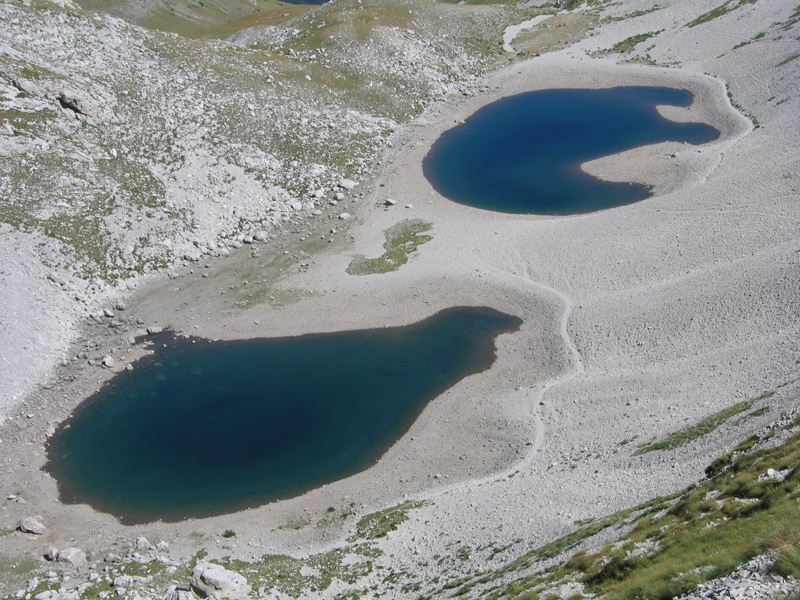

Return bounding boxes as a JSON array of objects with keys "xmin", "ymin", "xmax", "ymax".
[
  {"xmin": 45, "ymin": 307, "xmax": 520, "ymax": 524},
  {"xmin": 423, "ymin": 87, "xmax": 721, "ymax": 215}
]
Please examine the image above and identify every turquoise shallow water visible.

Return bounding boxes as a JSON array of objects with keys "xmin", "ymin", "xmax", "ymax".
[
  {"xmin": 423, "ymin": 86, "xmax": 721, "ymax": 214},
  {"xmin": 45, "ymin": 307, "xmax": 521, "ymax": 524}
]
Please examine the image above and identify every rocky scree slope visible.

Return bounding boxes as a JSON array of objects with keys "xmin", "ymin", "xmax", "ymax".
[{"xmin": 0, "ymin": 0, "xmax": 536, "ymax": 410}]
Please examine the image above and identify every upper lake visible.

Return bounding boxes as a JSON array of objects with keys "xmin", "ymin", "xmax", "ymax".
[
  {"xmin": 45, "ymin": 307, "xmax": 520, "ymax": 524},
  {"xmin": 423, "ymin": 86, "xmax": 721, "ymax": 215}
]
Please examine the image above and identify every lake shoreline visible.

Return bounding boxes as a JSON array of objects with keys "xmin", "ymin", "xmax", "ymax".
[{"xmin": 1, "ymin": 48, "xmax": 797, "ymax": 596}]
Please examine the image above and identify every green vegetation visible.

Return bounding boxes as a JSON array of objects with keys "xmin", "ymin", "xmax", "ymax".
[
  {"xmin": 607, "ymin": 30, "xmax": 663, "ymax": 54},
  {"xmin": 687, "ymin": 0, "xmax": 758, "ymax": 28},
  {"xmin": 774, "ymin": 543, "xmax": 800, "ymax": 578},
  {"xmin": 347, "ymin": 219, "xmax": 432, "ymax": 275},
  {"xmin": 635, "ymin": 391, "xmax": 774, "ymax": 455},
  {"xmin": 440, "ymin": 408, "xmax": 800, "ymax": 600},
  {"xmin": 71, "ymin": 0, "xmax": 312, "ymax": 39},
  {"xmin": 552, "ymin": 427, "xmax": 800, "ymax": 600},
  {"xmin": 350, "ymin": 501, "xmax": 426, "ymax": 541},
  {"xmin": 604, "ymin": 5, "xmax": 663, "ymax": 22},
  {"xmin": 512, "ymin": 12, "xmax": 597, "ymax": 58},
  {"xmin": 776, "ymin": 52, "xmax": 800, "ymax": 66},
  {"xmin": 222, "ymin": 529, "xmax": 236, "ymax": 538},
  {"xmin": 777, "ymin": 3, "xmax": 800, "ymax": 30}
]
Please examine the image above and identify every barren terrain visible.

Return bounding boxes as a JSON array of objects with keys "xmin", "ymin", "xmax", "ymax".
[{"xmin": 0, "ymin": 0, "xmax": 799, "ymax": 598}]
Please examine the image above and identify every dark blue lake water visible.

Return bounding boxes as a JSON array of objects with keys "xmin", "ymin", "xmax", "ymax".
[
  {"xmin": 45, "ymin": 307, "xmax": 520, "ymax": 524},
  {"xmin": 423, "ymin": 86, "xmax": 720, "ymax": 215}
]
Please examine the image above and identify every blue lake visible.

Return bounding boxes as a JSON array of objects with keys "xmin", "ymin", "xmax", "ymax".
[
  {"xmin": 45, "ymin": 307, "xmax": 520, "ymax": 524},
  {"xmin": 423, "ymin": 86, "xmax": 721, "ymax": 215}
]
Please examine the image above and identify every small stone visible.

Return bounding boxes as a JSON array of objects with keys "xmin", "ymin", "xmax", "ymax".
[
  {"xmin": 48, "ymin": 272, "xmax": 67, "ymax": 286},
  {"xmin": 46, "ymin": 547, "xmax": 59, "ymax": 561},
  {"xmin": 102, "ymin": 356, "xmax": 115, "ymax": 368},
  {"xmin": 339, "ymin": 213, "xmax": 351, "ymax": 220},
  {"xmin": 385, "ymin": 199, "xmax": 396, "ymax": 206},
  {"xmin": 338, "ymin": 178, "xmax": 357, "ymax": 190},
  {"xmin": 126, "ymin": 364, "xmax": 133, "ymax": 372},
  {"xmin": 147, "ymin": 326, "xmax": 163, "ymax": 335},
  {"xmin": 19, "ymin": 517, "xmax": 45, "ymax": 535},
  {"xmin": 103, "ymin": 309, "xmax": 115, "ymax": 318},
  {"xmin": 115, "ymin": 301, "xmax": 127, "ymax": 311}
]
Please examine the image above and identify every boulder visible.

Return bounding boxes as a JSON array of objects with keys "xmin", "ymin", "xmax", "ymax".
[
  {"xmin": 163, "ymin": 585, "xmax": 195, "ymax": 600},
  {"xmin": 56, "ymin": 548, "xmax": 87, "ymax": 568},
  {"xmin": 338, "ymin": 178, "xmax": 358, "ymax": 190},
  {"xmin": 134, "ymin": 536, "xmax": 150, "ymax": 550},
  {"xmin": 19, "ymin": 517, "xmax": 45, "ymax": 535},
  {"xmin": 189, "ymin": 562, "xmax": 250, "ymax": 599}
]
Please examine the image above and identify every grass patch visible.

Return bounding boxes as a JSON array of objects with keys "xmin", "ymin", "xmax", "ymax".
[
  {"xmin": 687, "ymin": 0, "xmax": 758, "ymax": 27},
  {"xmin": 347, "ymin": 219, "xmax": 432, "ymax": 275},
  {"xmin": 512, "ymin": 12, "xmax": 597, "ymax": 58},
  {"xmin": 634, "ymin": 391, "xmax": 774, "ymax": 455},
  {"xmin": 350, "ymin": 501, "xmax": 426, "ymax": 541},
  {"xmin": 606, "ymin": 30, "xmax": 662, "ymax": 54},
  {"xmin": 776, "ymin": 52, "xmax": 800, "ymax": 66},
  {"xmin": 774, "ymin": 543, "xmax": 800, "ymax": 578}
]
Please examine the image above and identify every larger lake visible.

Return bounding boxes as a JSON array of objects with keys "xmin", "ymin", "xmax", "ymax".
[
  {"xmin": 423, "ymin": 86, "xmax": 721, "ymax": 215},
  {"xmin": 45, "ymin": 307, "xmax": 520, "ymax": 524}
]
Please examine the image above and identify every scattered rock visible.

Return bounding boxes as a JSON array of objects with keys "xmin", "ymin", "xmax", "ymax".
[
  {"xmin": 385, "ymin": 199, "xmax": 396, "ymax": 206},
  {"xmin": 19, "ymin": 517, "xmax": 45, "ymax": 535},
  {"xmin": 189, "ymin": 562, "xmax": 250, "ymax": 599},
  {"xmin": 338, "ymin": 178, "xmax": 357, "ymax": 190},
  {"xmin": 46, "ymin": 547, "xmax": 59, "ymax": 561},
  {"xmin": 102, "ymin": 355, "xmax": 115, "ymax": 368},
  {"xmin": 115, "ymin": 301, "xmax": 127, "ymax": 311},
  {"xmin": 339, "ymin": 212, "xmax": 351, "ymax": 220},
  {"xmin": 47, "ymin": 272, "xmax": 67, "ymax": 286},
  {"xmin": 147, "ymin": 326, "xmax": 163, "ymax": 335}
]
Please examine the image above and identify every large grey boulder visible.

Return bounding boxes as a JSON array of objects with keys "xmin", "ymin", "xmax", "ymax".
[
  {"xmin": 56, "ymin": 548, "xmax": 87, "ymax": 568},
  {"xmin": 189, "ymin": 562, "xmax": 250, "ymax": 599},
  {"xmin": 19, "ymin": 517, "xmax": 45, "ymax": 535}
]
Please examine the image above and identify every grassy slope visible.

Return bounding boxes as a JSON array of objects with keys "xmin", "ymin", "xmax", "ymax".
[{"xmin": 70, "ymin": 0, "xmax": 314, "ymax": 38}]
